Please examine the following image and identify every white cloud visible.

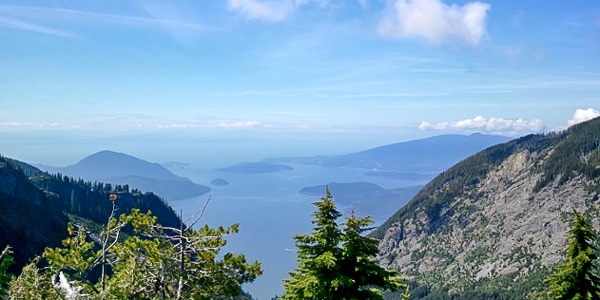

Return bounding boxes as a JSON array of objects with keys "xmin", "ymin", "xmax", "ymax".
[
  {"xmin": 0, "ymin": 121, "xmax": 68, "ymax": 129},
  {"xmin": 156, "ymin": 123, "xmax": 198, "ymax": 129},
  {"xmin": 377, "ymin": 0, "xmax": 490, "ymax": 47},
  {"xmin": 215, "ymin": 120, "xmax": 263, "ymax": 129},
  {"xmin": 419, "ymin": 115, "xmax": 544, "ymax": 136},
  {"xmin": 228, "ymin": 0, "xmax": 294, "ymax": 21},
  {"xmin": 567, "ymin": 108, "xmax": 600, "ymax": 127}
]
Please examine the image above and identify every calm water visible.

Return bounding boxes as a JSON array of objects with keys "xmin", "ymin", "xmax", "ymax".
[{"xmin": 167, "ymin": 163, "xmax": 426, "ymax": 299}]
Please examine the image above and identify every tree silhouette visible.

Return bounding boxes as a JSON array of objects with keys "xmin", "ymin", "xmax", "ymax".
[
  {"xmin": 282, "ymin": 187, "xmax": 407, "ymax": 299},
  {"xmin": 544, "ymin": 210, "xmax": 600, "ymax": 299}
]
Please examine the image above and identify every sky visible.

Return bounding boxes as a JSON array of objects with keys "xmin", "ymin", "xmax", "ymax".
[{"xmin": 1, "ymin": 0, "xmax": 600, "ymax": 165}]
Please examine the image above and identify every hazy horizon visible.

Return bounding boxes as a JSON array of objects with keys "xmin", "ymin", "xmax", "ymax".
[
  {"xmin": 1, "ymin": 116, "xmax": 596, "ymax": 169},
  {"xmin": 1, "ymin": 128, "xmax": 432, "ymax": 167},
  {"xmin": 0, "ymin": 130, "xmax": 526, "ymax": 168}
]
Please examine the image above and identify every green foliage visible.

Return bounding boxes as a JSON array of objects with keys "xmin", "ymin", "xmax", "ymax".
[
  {"xmin": 0, "ymin": 155, "xmax": 182, "ymax": 275},
  {"xmin": 0, "ymin": 245, "xmax": 14, "ymax": 297},
  {"xmin": 1, "ymin": 156, "xmax": 259, "ymax": 299},
  {"xmin": 283, "ymin": 188, "xmax": 344, "ymax": 300},
  {"xmin": 533, "ymin": 117, "xmax": 600, "ymax": 193},
  {"xmin": 14, "ymin": 207, "xmax": 261, "ymax": 300},
  {"xmin": 32, "ymin": 171, "xmax": 181, "ymax": 230},
  {"xmin": 542, "ymin": 211, "xmax": 600, "ymax": 300},
  {"xmin": 7, "ymin": 258, "xmax": 64, "ymax": 300},
  {"xmin": 390, "ymin": 266, "xmax": 552, "ymax": 300},
  {"xmin": 105, "ymin": 209, "xmax": 262, "ymax": 299},
  {"xmin": 44, "ymin": 223, "xmax": 98, "ymax": 287},
  {"xmin": 282, "ymin": 187, "xmax": 407, "ymax": 299},
  {"xmin": 339, "ymin": 213, "xmax": 408, "ymax": 299}
]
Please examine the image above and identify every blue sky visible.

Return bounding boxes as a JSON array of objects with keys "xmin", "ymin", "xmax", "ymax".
[{"xmin": 1, "ymin": 0, "xmax": 600, "ymax": 164}]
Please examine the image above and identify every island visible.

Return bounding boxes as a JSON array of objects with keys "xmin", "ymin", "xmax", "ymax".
[{"xmin": 210, "ymin": 178, "xmax": 230, "ymax": 186}]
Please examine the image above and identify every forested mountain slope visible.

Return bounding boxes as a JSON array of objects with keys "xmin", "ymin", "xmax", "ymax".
[
  {"xmin": 0, "ymin": 157, "xmax": 68, "ymax": 272},
  {"xmin": 374, "ymin": 117, "xmax": 600, "ymax": 298},
  {"xmin": 0, "ymin": 155, "xmax": 181, "ymax": 271}
]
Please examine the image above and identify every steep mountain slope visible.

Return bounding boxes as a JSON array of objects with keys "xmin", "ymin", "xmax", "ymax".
[
  {"xmin": 39, "ymin": 150, "xmax": 210, "ymax": 201},
  {"xmin": 0, "ymin": 155, "xmax": 182, "ymax": 271},
  {"xmin": 0, "ymin": 156, "xmax": 68, "ymax": 271},
  {"xmin": 374, "ymin": 117, "xmax": 600, "ymax": 298},
  {"xmin": 264, "ymin": 134, "xmax": 510, "ymax": 173}
]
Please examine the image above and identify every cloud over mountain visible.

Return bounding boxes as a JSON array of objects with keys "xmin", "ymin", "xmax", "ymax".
[
  {"xmin": 567, "ymin": 108, "xmax": 600, "ymax": 127},
  {"xmin": 419, "ymin": 115, "xmax": 544, "ymax": 136},
  {"xmin": 377, "ymin": 0, "xmax": 490, "ymax": 47}
]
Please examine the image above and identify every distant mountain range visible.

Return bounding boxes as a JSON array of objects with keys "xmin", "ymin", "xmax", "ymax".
[
  {"xmin": 37, "ymin": 150, "xmax": 210, "ymax": 201},
  {"xmin": 374, "ymin": 117, "xmax": 600, "ymax": 298},
  {"xmin": 264, "ymin": 133, "xmax": 511, "ymax": 174}
]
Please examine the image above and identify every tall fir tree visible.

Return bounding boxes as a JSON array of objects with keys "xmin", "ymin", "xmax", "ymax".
[
  {"xmin": 338, "ymin": 212, "xmax": 408, "ymax": 300},
  {"xmin": 282, "ymin": 187, "xmax": 406, "ymax": 299},
  {"xmin": 282, "ymin": 187, "xmax": 345, "ymax": 299},
  {"xmin": 544, "ymin": 210, "xmax": 600, "ymax": 300}
]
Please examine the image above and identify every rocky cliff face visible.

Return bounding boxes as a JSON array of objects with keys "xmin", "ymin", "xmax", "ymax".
[{"xmin": 374, "ymin": 117, "xmax": 600, "ymax": 296}]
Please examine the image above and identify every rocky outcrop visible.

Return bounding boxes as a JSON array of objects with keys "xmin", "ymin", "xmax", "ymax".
[{"xmin": 375, "ymin": 117, "xmax": 600, "ymax": 295}]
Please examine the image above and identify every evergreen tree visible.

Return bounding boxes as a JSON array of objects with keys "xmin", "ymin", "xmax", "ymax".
[
  {"xmin": 282, "ymin": 187, "xmax": 345, "ymax": 299},
  {"xmin": 339, "ymin": 212, "xmax": 408, "ymax": 300},
  {"xmin": 544, "ymin": 210, "xmax": 600, "ymax": 299},
  {"xmin": 282, "ymin": 187, "xmax": 407, "ymax": 299}
]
